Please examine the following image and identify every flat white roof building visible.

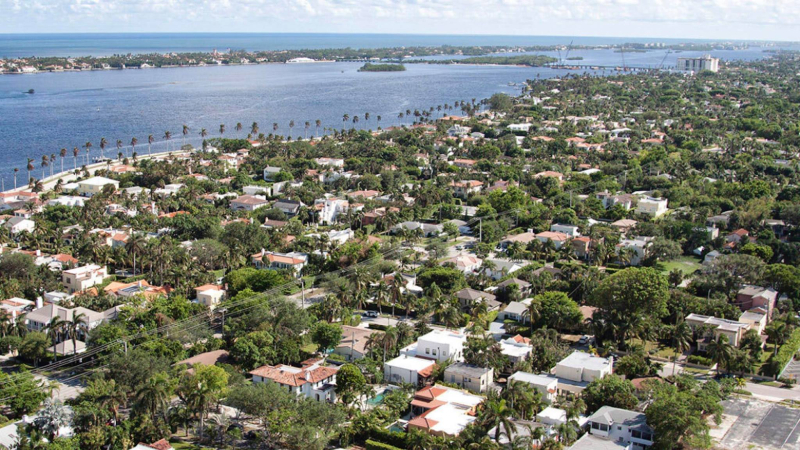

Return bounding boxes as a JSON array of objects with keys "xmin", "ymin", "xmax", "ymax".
[
  {"xmin": 555, "ymin": 352, "xmax": 613, "ymax": 385},
  {"xmin": 400, "ymin": 329, "xmax": 467, "ymax": 362}
]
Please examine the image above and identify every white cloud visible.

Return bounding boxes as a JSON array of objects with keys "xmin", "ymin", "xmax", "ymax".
[{"xmin": 0, "ymin": 0, "xmax": 798, "ymax": 40}]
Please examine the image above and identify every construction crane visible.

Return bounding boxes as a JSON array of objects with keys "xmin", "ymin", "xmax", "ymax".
[
  {"xmin": 563, "ymin": 40, "xmax": 574, "ymax": 64},
  {"xmin": 620, "ymin": 46, "xmax": 627, "ymax": 71},
  {"xmin": 657, "ymin": 49, "xmax": 672, "ymax": 70}
]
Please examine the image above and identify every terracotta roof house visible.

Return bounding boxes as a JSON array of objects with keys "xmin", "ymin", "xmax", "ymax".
[
  {"xmin": 250, "ymin": 360, "xmax": 339, "ymax": 402},
  {"xmin": 334, "ymin": 325, "xmax": 384, "ymax": 361},
  {"xmin": 408, "ymin": 385, "xmax": 483, "ymax": 437}
]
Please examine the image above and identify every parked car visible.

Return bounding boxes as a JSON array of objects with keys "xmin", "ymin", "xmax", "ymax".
[
  {"xmin": 364, "ymin": 310, "xmax": 379, "ymax": 318},
  {"xmin": 578, "ymin": 335, "xmax": 595, "ymax": 345}
]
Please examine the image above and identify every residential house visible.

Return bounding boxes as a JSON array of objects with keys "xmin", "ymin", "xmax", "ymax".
[
  {"xmin": 455, "ymin": 288, "xmax": 500, "ymax": 311},
  {"xmin": 62, "ymin": 264, "xmax": 108, "ymax": 294},
  {"xmin": 250, "ymin": 250, "xmax": 308, "ymax": 276},
  {"xmin": 2, "ymin": 216, "xmax": 34, "ymax": 235},
  {"xmin": 263, "ymin": 166, "xmax": 284, "ymax": 181},
  {"xmin": 230, "ymin": 195, "xmax": 269, "ymax": 212},
  {"xmin": 105, "ymin": 280, "xmax": 171, "ymax": 300},
  {"xmin": 450, "ymin": 180, "xmax": 483, "ymax": 198},
  {"xmin": 314, "ymin": 157, "xmax": 345, "ymax": 168},
  {"xmin": 407, "ymin": 385, "xmax": 483, "ymax": 438},
  {"xmin": 499, "ymin": 300, "xmax": 530, "ymax": 323},
  {"xmin": 76, "ymin": 176, "xmax": 119, "ymax": 197},
  {"xmin": 597, "ymin": 192, "xmax": 636, "ymax": 210},
  {"xmin": 584, "ymin": 406, "xmax": 654, "ymax": 450},
  {"xmin": 536, "ymin": 231, "xmax": 570, "ymax": 249},
  {"xmin": 685, "ymin": 313, "xmax": 751, "ymax": 351},
  {"xmin": 534, "ymin": 171, "xmax": 564, "ymax": 181},
  {"xmin": 635, "ymin": 196, "xmax": 668, "ymax": 218},
  {"xmin": 130, "ymin": 439, "xmax": 174, "ymax": 450},
  {"xmin": 485, "ymin": 259, "xmax": 528, "ymax": 280},
  {"xmin": 707, "ymin": 211, "xmax": 734, "ymax": 228},
  {"xmin": 615, "ymin": 237, "xmax": 653, "ymax": 266},
  {"xmin": 447, "ymin": 125, "xmax": 471, "ymax": 137},
  {"xmin": 726, "ymin": 228, "xmax": 749, "ymax": 245},
  {"xmin": 334, "ymin": 325, "xmax": 384, "ymax": 361},
  {"xmin": 497, "ymin": 278, "xmax": 532, "ymax": 297},
  {"xmin": 384, "ymin": 355, "xmax": 436, "ymax": 385},
  {"xmin": 314, "ymin": 197, "xmax": 349, "ymax": 224},
  {"xmin": 400, "ymin": 329, "xmax": 467, "ymax": 362},
  {"xmin": 550, "ymin": 223, "xmax": 580, "ymax": 238},
  {"xmin": 735, "ymin": 285, "xmax": 778, "ymax": 318},
  {"xmin": 273, "ymin": 199, "xmax": 304, "ymax": 217},
  {"xmin": 499, "ymin": 336, "xmax": 533, "ymax": 364},
  {"xmin": 250, "ymin": 359, "xmax": 338, "ymax": 402},
  {"xmin": 442, "ymin": 254, "xmax": 483, "ymax": 274},
  {"xmin": 393, "ymin": 221, "xmax": 443, "ymax": 237},
  {"xmin": 444, "ymin": 362, "xmax": 494, "ymax": 393},
  {"xmin": 508, "ymin": 123, "xmax": 533, "ymax": 132},
  {"xmin": 24, "ymin": 303, "xmax": 109, "ymax": 354},
  {"xmin": 489, "ymin": 418, "xmax": 546, "ymax": 448},
  {"xmin": 194, "ymin": 284, "xmax": 225, "ymax": 310},
  {"xmin": 500, "ymin": 231, "xmax": 537, "ymax": 249},
  {"xmin": 508, "ymin": 371, "xmax": 558, "ymax": 403},
  {"xmin": 554, "ymin": 352, "xmax": 613, "ymax": 394},
  {"xmin": 610, "ymin": 219, "xmax": 638, "ymax": 234}
]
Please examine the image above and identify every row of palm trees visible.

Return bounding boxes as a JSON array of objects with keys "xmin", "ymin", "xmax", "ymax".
[{"xmin": 44, "ymin": 312, "xmax": 89, "ymax": 360}]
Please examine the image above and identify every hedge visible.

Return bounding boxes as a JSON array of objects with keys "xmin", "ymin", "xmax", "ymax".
[
  {"xmin": 366, "ymin": 427, "xmax": 406, "ymax": 448},
  {"xmin": 688, "ymin": 355, "xmax": 712, "ymax": 366},
  {"xmin": 366, "ymin": 439, "xmax": 404, "ymax": 450},
  {"xmin": 776, "ymin": 328, "xmax": 800, "ymax": 376}
]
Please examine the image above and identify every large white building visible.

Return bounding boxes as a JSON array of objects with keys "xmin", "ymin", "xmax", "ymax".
[
  {"xmin": 62, "ymin": 264, "xmax": 109, "ymax": 294},
  {"xmin": 677, "ymin": 55, "xmax": 720, "ymax": 73},
  {"xmin": 582, "ymin": 406, "xmax": 654, "ymax": 450},
  {"xmin": 508, "ymin": 371, "xmax": 558, "ymax": 403},
  {"xmin": 384, "ymin": 355, "xmax": 436, "ymax": 385},
  {"xmin": 554, "ymin": 352, "xmax": 613, "ymax": 394},
  {"xmin": 400, "ymin": 329, "xmax": 467, "ymax": 362},
  {"xmin": 250, "ymin": 360, "xmax": 338, "ymax": 402},
  {"xmin": 635, "ymin": 196, "xmax": 668, "ymax": 218},
  {"xmin": 76, "ymin": 176, "xmax": 119, "ymax": 197}
]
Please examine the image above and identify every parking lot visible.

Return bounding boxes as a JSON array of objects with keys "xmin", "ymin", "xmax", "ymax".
[{"xmin": 717, "ymin": 398, "xmax": 800, "ymax": 449}]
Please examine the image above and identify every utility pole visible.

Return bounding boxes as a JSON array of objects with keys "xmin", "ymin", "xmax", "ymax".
[
  {"xmin": 300, "ymin": 278, "xmax": 306, "ymax": 307},
  {"xmin": 479, "ymin": 218, "xmax": 482, "ymax": 243}
]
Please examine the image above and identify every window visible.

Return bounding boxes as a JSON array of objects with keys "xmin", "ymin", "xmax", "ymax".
[
  {"xmin": 632, "ymin": 430, "xmax": 641, "ymax": 439},
  {"xmin": 618, "ymin": 426, "xmax": 622, "ymax": 430},
  {"xmin": 425, "ymin": 348, "xmax": 430, "ymax": 355},
  {"xmin": 432, "ymin": 349, "xmax": 437, "ymax": 356}
]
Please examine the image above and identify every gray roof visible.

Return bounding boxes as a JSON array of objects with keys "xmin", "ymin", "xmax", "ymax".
[
  {"xmin": 456, "ymin": 288, "xmax": 496, "ymax": 302},
  {"xmin": 587, "ymin": 406, "xmax": 650, "ymax": 431},
  {"xmin": 445, "ymin": 362, "xmax": 492, "ymax": 378},
  {"xmin": 25, "ymin": 303, "xmax": 104, "ymax": 325},
  {"xmin": 569, "ymin": 434, "xmax": 630, "ymax": 450},
  {"xmin": 489, "ymin": 419, "xmax": 543, "ymax": 445},
  {"xmin": 498, "ymin": 277, "xmax": 532, "ymax": 289},
  {"xmin": 503, "ymin": 301, "xmax": 528, "ymax": 315}
]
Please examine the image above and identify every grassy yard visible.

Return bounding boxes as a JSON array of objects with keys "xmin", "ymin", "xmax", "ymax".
[
  {"xmin": 656, "ymin": 256, "xmax": 702, "ymax": 276},
  {"xmin": 628, "ymin": 340, "xmax": 678, "ymax": 359}
]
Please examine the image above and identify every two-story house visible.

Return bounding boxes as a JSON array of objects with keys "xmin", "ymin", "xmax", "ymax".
[
  {"xmin": 400, "ymin": 329, "xmax": 467, "ymax": 362},
  {"xmin": 62, "ymin": 264, "xmax": 108, "ymax": 294},
  {"xmin": 580, "ymin": 406, "xmax": 654, "ymax": 450},
  {"xmin": 444, "ymin": 362, "xmax": 493, "ymax": 393},
  {"xmin": 250, "ymin": 359, "xmax": 338, "ymax": 402}
]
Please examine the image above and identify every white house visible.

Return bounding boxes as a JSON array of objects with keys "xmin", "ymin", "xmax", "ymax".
[
  {"xmin": 250, "ymin": 250, "xmax": 308, "ymax": 276},
  {"xmin": 508, "ymin": 123, "xmax": 533, "ymax": 132},
  {"xmin": 250, "ymin": 360, "xmax": 338, "ymax": 402},
  {"xmin": 194, "ymin": 284, "xmax": 225, "ymax": 310},
  {"xmin": 444, "ymin": 362, "xmax": 494, "ymax": 393},
  {"xmin": 384, "ymin": 355, "xmax": 436, "ymax": 385},
  {"xmin": 400, "ymin": 329, "xmax": 467, "ymax": 362},
  {"xmin": 263, "ymin": 166, "xmax": 284, "ymax": 181},
  {"xmin": 76, "ymin": 176, "xmax": 119, "ymax": 197},
  {"xmin": 230, "ymin": 195, "xmax": 269, "ymax": 211},
  {"xmin": 62, "ymin": 264, "xmax": 108, "ymax": 293},
  {"xmin": 635, "ymin": 196, "xmax": 668, "ymax": 218},
  {"xmin": 508, "ymin": 371, "xmax": 558, "ymax": 403},
  {"xmin": 3, "ymin": 217, "xmax": 35, "ymax": 235},
  {"xmin": 554, "ymin": 352, "xmax": 613, "ymax": 391},
  {"xmin": 550, "ymin": 223, "xmax": 580, "ymax": 238},
  {"xmin": 314, "ymin": 157, "xmax": 344, "ymax": 168},
  {"xmin": 585, "ymin": 406, "xmax": 654, "ymax": 450},
  {"xmin": 616, "ymin": 237, "xmax": 653, "ymax": 266}
]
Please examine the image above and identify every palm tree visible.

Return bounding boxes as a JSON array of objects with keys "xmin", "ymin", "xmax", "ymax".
[
  {"xmin": 304, "ymin": 121, "xmax": 310, "ymax": 139},
  {"xmin": 373, "ymin": 281, "xmax": 390, "ymax": 316},
  {"xmin": 199, "ymin": 128, "xmax": 208, "ymax": 141},
  {"xmin": 148, "ymin": 134, "xmax": 154, "ymax": 156},
  {"xmin": 46, "ymin": 316, "xmax": 65, "ymax": 359},
  {"xmin": 482, "ymin": 397, "xmax": 515, "ymax": 443},
  {"xmin": 126, "ymin": 232, "xmax": 146, "ymax": 275},
  {"xmin": 164, "ymin": 131, "xmax": 172, "ymax": 151},
  {"xmin": 27, "ymin": 157, "xmax": 34, "ymax": 181},
  {"xmin": 130, "ymin": 137, "xmax": 138, "ymax": 157},
  {"xmin": 364, "ymin": 112, "xmax": 370, "ymax": 129},
  {"xmin": 59, "ymin": 148, "xmax": 66, "ymax": 172},
  {"xmin": 353, "ymin": 115, "xmax": 359, "ymax": 129},
  {"xmin": 65, "ymin": 312, "xmax": 88, "ymax": 356},
  {"xmin": 251, "ymin": 122, "xmax": 259, "ymax": 136},
  {"xmin": 116, "ymin": 139, "xmax": 123, "ymax": 158},
  {"xmin": 315, "ymin": 119, "xmax": 321, "ymax": 137},
  {"xmin": 342, "ymin": 114, "xmax": 349, "ymax": 130},
  {"xmin": 706, "ymin": 334, "xmax": 733, "ymax": 375},
  {"xmin": 235, "ymin": 122, "xmax": 243, "ymax": 137},
  {"xmin": 288, "ymin": 120, "xmax": 295, "ymax": 137},
  {"xmin": 219, "ymin": 124, "xmax": 225, "ymax": 137},
  {"xmin": 766, "ymin": 320, "xmax": 789, "ymax": 355},
  {"xmin": 40, "ymin": 155, "xmax": 48, "ymax": 179},
  {"xmin": 84, "ymin": 141, "xmax": 92, "ymax": 165},
  {"xmin": 72, "ymin": 148, "xmax": 79, "ymax": 169},
  {"xmin": 671, "ymin": 320, "xmax": 692, "ymax": 375},
  {"xmin": 13, "ymin": 167, "xmax": 18, "ymax": 189},
  {"xmin": 33, "ymin": 399, "xmax": 71, "ymax": 441},
  {"xmin": 100, "ymin": 137, "xmax": 108, "ymax": 159},
  {"xmin": 377, "ymin": 115, "xmax": 382, "ymax": 128},
  {"xmin": 135, "ymin": 372, "xmax": 172, "ymax": 417},
  {"xmin": 182, "ymin": 124, "xmax": 189, "ymax": 146}
]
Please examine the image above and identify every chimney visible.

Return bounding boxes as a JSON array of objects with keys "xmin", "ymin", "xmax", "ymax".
[
  {"xmin": 261, "ymin": 248, "xmax": 266, "ymax": 257},
  {"xmin": 35, "ymin": 297, "xmax": 43, "ymax": 309},
  {"xmin": 35, "ymin": 249, "xmax": 41, "ymax": 257}
]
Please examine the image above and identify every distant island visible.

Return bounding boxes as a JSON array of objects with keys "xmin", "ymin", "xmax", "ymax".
[
  {"xmin": 566, "ymin": 56, "xmax": 584, "ymax": 61},
  {"xmin": 427, "ymin": 55, "xmax": 558, "ymax": 67},
  {"xmin": 358, "ymin": 63, "xmax": 406, "ymax": 72}
]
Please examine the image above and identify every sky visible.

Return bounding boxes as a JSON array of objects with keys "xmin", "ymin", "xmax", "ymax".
[{"xmin": 1, "ymin": 0, "xmax": 798, "ymax": 41}]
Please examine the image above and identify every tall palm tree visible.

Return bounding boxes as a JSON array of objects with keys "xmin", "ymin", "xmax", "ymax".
[
  {"xmin": 288, "ymin": 120, "xmax": 295, "ymax": 137},
  {"xmin": 182, "ymin": 124, "xmax": 189, "ymax": 147},
  {"xmin": 100, "ymin": 137, "xmax": 108, "ymax": 159},
  {"xmin": 13, "ymin": 167, "xmax": 18, "ymax": 189},
  {"xmin": 706, "ymin": 334, "xmax": 733, "ymax": 375},
  {"xmin": 342, "ymin": 114, "xmax": 349, "ymax": 130},
  {"xmin": 135, "ymin": 373, "xmax": 172, "ymax": 417},
  {"xmin": 164, "ymin": 131, "xmax": 172, "ymax": 151},
  {"xmin": 130, "ymin": 137, "xmax": 138, "ymax": 157},
  {"xmin": 304, "ymin": 121, "xmax": 310, "ymax": 139},
  {"xmin": 377, "ymin": 115, "xmax": 382, "ymax": 128},
  {"xmin": 126, "ymin": 232, "xmax": 146, "ymax": 275},
  {"xmin": 72, "ymin": 148, "xmax": 79, "ymax": 169},
  {"xmin": 148, "ymin": 134, "xmax": 154, "ymax": 156},
  {"xmin": 235, "ymin": 122, "xmax": 243, "ymax": 137},
  {"xmin": 49, "ymin": 154, "xmax": 56, "ymax": 177},
  {"xmin": 353, "ymin": 115, "xmax": 359, "ymax": 129},
  {"xmin": 671, "ymin": 320, "xmax": 692, "ymax": 375},
  {"xmin": 251, "ymin": 122, "xmax": 259, "ymax": 136},
  {"xmin": 315, "ymin": 119, "xmax": 321, "ymax": 137},
  {"xmin": 40, "ymin": 155, "xmax": 48, "ymax": 179},
  {"xmin": 26, "ymin": 157, "xmax": 34, "ymax": 182},
  {"xmin": 482, "ymin": 397, "xmax": 515, "ymax": 443},
  {"xmin": 46, "ymin": 316, "xmax": 65, "ymax": 359},
  {"xmin": 364, "ymin": 112, "xmax": 370, "ymax": 129},
  {"xmin": 116, "ymin": 139, "xmax": 123, "ymax": 158},
  {"xmin": 59, "ymin": 148, "xmax": 66, "ymax": 172},
  {"xmin": 66, "ymin": 312, "xmax": 88, "ymax": 356},
  {"xmin": 219, "ymin": 124, "xmax": 225, "ymax": 137},
  {"xmin": 84, "ymin": 141, "xmax": 92, "ymax": 165}
]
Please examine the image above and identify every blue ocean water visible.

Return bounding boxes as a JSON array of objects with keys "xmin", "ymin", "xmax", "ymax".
[{"xmin": 0, "ymin": 34, "xmax": 788, "ymax": 190}]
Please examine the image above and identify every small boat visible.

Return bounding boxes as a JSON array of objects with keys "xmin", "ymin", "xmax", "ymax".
[{"xmin": 25, "ymin": 89, "xmax": 34, "ymax": 94}]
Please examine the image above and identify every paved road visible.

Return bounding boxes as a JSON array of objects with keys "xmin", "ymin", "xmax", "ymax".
[{"xmin": 746, "ymin": 382, "xmax": 800, "ymax": 402}]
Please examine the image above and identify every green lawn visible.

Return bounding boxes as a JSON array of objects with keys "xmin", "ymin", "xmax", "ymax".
[
  {"xmin": 656, "ymin": 256, "xmax": 702, "ymax": 276},
  {"xmin": 627, "ymin": 340, "xmax": 678, "ymax": 359}
]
